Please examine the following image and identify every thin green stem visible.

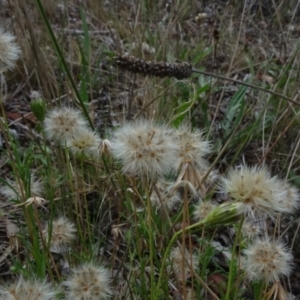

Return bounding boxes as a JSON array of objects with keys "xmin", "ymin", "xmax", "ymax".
[
  {"xmin": 145, "ymin": 181, "xmax": 156, "ymax": 300},
  {"xmin": 34, "ymin": 0, "xmax": 94, "ymax": 130},
  {"xmin": 192, "ymin": 68, "xmax": 300, "ymax": 106},
  {"xmin": 156, "ymin": 219, "xmax": 205, "ymax": 296},
  {"xmin": 81, "ymin": 159, "xmax": 92, "ymax": 244},
  {"xmin": 225, "ymin": 216, "xmax": 244, "ymax": 300}
]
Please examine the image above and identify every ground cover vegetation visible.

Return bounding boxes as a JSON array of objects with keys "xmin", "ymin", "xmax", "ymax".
[{"xmin": 0, "ymin": 0, "xmax": 300, "ymax": 299}]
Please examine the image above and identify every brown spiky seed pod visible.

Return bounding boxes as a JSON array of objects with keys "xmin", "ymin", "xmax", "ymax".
[{"xmin": 114, "ymin": 55, "xmax": 192, "ymax": 79}]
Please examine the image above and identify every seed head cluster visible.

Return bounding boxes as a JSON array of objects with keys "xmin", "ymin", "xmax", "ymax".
[
  {"xmin": 1, "ymin": 96, "xmax": 299, "ymax": 298},
  {"xmin": 42, "ymin": 216, "xmax": 76, "ymax": 253},
  {"xmin": 44, "ymin": 107, "xmax": 89, "ymax": 143},
  {"xmin": 0, "ymin": 175, "xmax": 43, "ymax": 201},
  {"xmin": 66, "ymin": 127, "xmax": 101, "ymax": 158},
  {"xmin": 0, "ymin": 277, "xmax": 57, "ymax": 300},
  {"xmin": 277, "ymin": 179, "xmax": 300, "ymax": 212},
  {"xmin": 173, "ymin": 124, "xmax": 211, "ymax": 172},
  {"xmin": 63, "ymin": 262, "xmax": 111, "ymax": 300},
  {"xmin": 44, "ymin": 107, "xmax": 214, "ymax": 179},
  {"xmin": 0, "ymin": 27, "xmax": 21, "ymax": 72},
  {"xmin": 1, "ymin": 12, "xmax": 300, "ymax": 299},
  {"xmin": 44, "ymin": 106, "xmax": 103, "ymax": 158},
  {"xmin": 110, "ymin": 119, "xmax": 179, "ymax": 178},
  {"xmin": 241, "ymin": 237, "xmax": 293, "ymax": 283},
  {"xmin": 193, "ymin": 200, "xmax": 217, "ymax": 221},
  {"xmin": 150, "ymin": 181, "xmax": 181, "ymax": 210},
  {"xmin": 167, "ymin": 246, "xmax": 199, "ymax": 282},
  {"xmin": 221, "ymin": 165, "xmax": 299, "ymax": 218},
  {"xmin": 241, "ymin": 221, "xmax": 262, "ymax": 239}
]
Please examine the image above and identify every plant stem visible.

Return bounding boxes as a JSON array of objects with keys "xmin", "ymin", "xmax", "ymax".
[
  {"xmin": 192, "ymin": 68, "xmax": 300, "ymax": 106},
  {"xmin": 34, "ymin": 0, "xmax": 94, "ymax": 130},
  {"xmin": 145, "ymin": 181, "xmax": 156, "ymax": 300},
  {"xmin": 225, "ymin": 216, "xmax": 244, "ymax": 300}
]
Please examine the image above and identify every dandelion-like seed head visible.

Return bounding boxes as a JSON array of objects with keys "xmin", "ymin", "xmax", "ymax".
[
  {"xmin": 0, "ymin": 28, "xmax": 21, "ymax": 72},
  {"xmin": 0, "ymin": 277, "xmax": 57, "ymax": 300},
  {"xmin": 66, "ymin": 128, "xmax": 101, "ymax": 158},
  {"xmin": 110, "ymin": 119, "xmax": 179, "ymax": 178},
  {"xmin": 42, "ymin": 216, "xmax": 76, "ymax": 253},
  {"xmin": 0, "ymin": 175, "xmax": 43, "ymax": 201},
  {"xmin": 241, "ymin": 237, "xmax": 293, "ymax": 283},
  {"xmin": 150, "ymin": 181, "xmax": 181, "ymax": 210},
  {"xmin": 193, "ymin": 200, "xmax": 217, "ymax": 221},
  {"xmin": 44, "ymin": 107, "xmax": 88, "ymax": 142},
  {"xmin": 277, "ymin": 179, "xmax": 300, "ymax": 213},
  {"xmin": 63, "ymin": 262, "xmax": 111, "ymax": 300},
  {"xmin": 167, "ymin": 246, "xmax": 199, "ymax": 282},
  {"xmin": 221, "ymin": 165, "xmax": 287, "ymax": 218},
  {"xmin": 173, "ymin": 124, "xmax": 210, "ymax": 172},
  {"xmin": 241, "ymin": 220, "xmax": 262, "ymax": 239}
]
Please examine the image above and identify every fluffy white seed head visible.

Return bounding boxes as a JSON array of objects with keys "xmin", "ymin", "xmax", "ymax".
[
  {"xmin": 172, "ymin": 124, "xmax": 211, "ymax": 172},
  {"xmin": 167, "ymin": 246, "xmax": 199, "ymax": 282},
  {"xmin": 241, "ymin": 220, "xmax": 262, "ymax": 239},
  {"xmin": 0, "ymin": 175, "xmax": 43, "ymax": 201},
  {"xmin": 44, "ymin": 107, "xmax": 88, "ymax": 142},
  {"xmin": 42, "ymin": 216, "xmax": 76, "ymax": 253},
  {"xmin": 221, "ymin": 165, "xmax": 288, "ymax": 218},
  {"xmin": 66, "ymin": 127, "xmax": 101, "ymax": 158},
  {"xmin": 241, "ymin": 237, "xmax": 293, "ymax": 283},
  {"xmin": 63, "ymin": 262, "xmax": 111, "ymax": 300},
  {"xmin": 0, "ymin": 277, "xmax": 57, "ymax": 300},
  {"xmin": 150, "ymin": 181, "xmax": 181, "ymax": 211},
  {"xmin": 0, "ymin": 28, "xmax": 21, "ymax": 72},
  {"xmin": 110, "ymin": 119, "xmax": 179, "ymax": 178},
  {"xmin": 193, "ymin": 200, "xmax": 217, "ymax": 221},
  {"xmin": 277, "ymin": 179, "xmax": 300, "ymax": 213}
]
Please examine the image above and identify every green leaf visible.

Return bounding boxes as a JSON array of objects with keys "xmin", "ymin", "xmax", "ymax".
[
  {"xmin": 221, "ymin": 85, "xmax": 248, "ymax": 132},
  {"xmin": 80, "ymin": 9, "xmax": 90, "ymax": 65},
  {"xmin": 171, "ymin": 96, "xmax": 195, "ymax": 127}
]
